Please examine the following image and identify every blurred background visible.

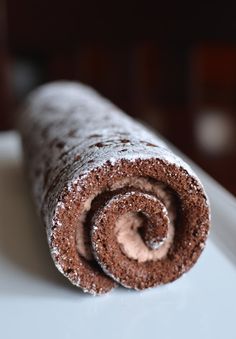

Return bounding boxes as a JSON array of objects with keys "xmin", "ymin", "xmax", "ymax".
[{"xmin": 0, "ymin": 1, "xmax": 236, "ymax": 195}]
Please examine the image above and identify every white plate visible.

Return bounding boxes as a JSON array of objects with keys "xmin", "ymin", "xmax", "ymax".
[{"xmin": 0, "ymin": 131, "xmax": 236, "ymax": 339}]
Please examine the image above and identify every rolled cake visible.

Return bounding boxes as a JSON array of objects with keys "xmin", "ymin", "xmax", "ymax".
[{"xmin": 19, "ymin": 81, "xmax": 210, "ymax": 295}]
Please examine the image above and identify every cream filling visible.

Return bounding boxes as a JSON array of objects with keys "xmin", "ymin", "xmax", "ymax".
[
  {"xmin": 76, "ymin": 196, "xmax": 95, "ymax": 260},
  {"xmin": 115, "ymin": 212, "xmax": 174, "ymax": 262},
  {"xmin": 76, "ymin": 177, "xmax": 176, "ymax": 262}
]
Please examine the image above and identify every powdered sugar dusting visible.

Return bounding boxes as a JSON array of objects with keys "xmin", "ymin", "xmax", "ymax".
[{"xmin": 19, "ymin": 81, "xmax": 211, "ymax": 295}]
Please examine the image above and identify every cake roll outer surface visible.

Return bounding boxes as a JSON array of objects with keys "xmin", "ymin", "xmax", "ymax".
[{"xmin": 19, "ymin": 81, "xmax": 210, "ymax": 295}]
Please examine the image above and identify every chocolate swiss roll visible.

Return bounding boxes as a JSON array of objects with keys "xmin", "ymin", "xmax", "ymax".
[{"xmin": 19, "ymin": 82, "xmax": 210, "ymax": 295}]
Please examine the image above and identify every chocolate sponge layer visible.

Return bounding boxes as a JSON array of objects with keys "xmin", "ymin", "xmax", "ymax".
[{"xmin": 19, "ymin": 82, "xmax": 210, "ymax": 295}]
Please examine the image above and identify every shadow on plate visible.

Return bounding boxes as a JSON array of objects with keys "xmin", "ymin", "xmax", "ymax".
[{"xmin": 0, "ymin": 157, "xmax": 87, "ymax": 297}]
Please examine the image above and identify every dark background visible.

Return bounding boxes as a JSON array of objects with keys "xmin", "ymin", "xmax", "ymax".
[{"xmin": 1, "ymin": 1, "xmax": 236, "ymax": 194}]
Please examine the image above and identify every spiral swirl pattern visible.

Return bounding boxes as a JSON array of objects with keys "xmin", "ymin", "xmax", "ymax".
[{"xmin": 19, "ymin": 82, "xmax": 210, "ymax": 295}]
